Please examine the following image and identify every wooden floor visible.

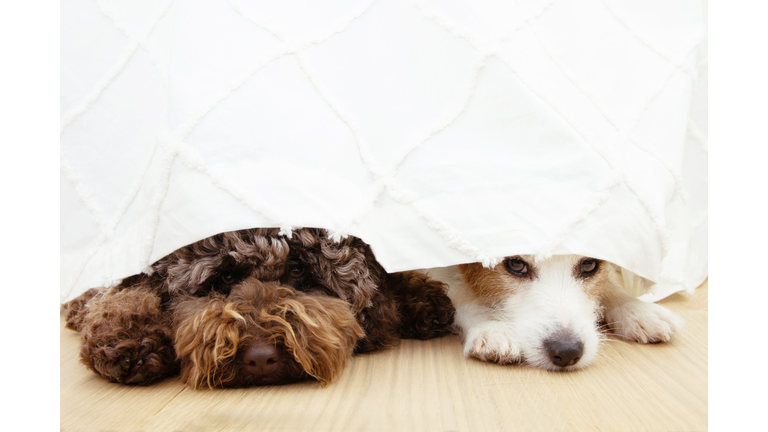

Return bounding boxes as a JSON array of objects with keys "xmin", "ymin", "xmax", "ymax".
[{"xmin": 61, "ymin": 281, "xmax": 707, "ymax": 432}]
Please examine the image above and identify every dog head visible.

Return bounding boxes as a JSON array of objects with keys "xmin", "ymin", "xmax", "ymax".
[
  {"xmin": 460, "ymin": 254, "xmax": 612, "ymax": 371},
  {"xmin": 160, "ymin": 228, "xmax": 381, "ymax": 388},
  {"xmin": 172, "ymin": 278, "xmax": 364, "ymax": 388}
]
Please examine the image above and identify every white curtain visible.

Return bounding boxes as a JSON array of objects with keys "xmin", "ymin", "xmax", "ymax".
[{"xmin": 61, "ymin": 0, "xmax": 708, "ymax": 303}]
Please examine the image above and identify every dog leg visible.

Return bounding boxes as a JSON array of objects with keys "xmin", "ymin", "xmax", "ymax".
[
  {"xmin": 62, "ymin": 287, "xmax": 101, "ymax": 331},
  {"xmin": 427, "ymin": 265, "xmax": 521, "ymax": 364},
  {"xmin": 456, "ymin": 302, "xmax": 522, "ymax": 364},
  {"xmin": 601, "ymin": 287, "xmax": 685, "ymax": 343},
  {"xmin": 63, "ymin": 286, "xmax": 178, "ymax": 385}
]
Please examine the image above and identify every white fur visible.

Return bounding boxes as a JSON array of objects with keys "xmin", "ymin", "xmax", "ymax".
[{"xmin": 427, "ymin": 255, "xmax": 685, "ymax": 371}]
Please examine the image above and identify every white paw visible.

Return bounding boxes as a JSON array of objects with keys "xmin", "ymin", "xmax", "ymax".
[
  {"xmin": 606, "ymin": 301, "xmax": 685, "ymax": 343},
  {"xmin": 463, "ymin": 322, "xmax": 521, "ymax": 364}
]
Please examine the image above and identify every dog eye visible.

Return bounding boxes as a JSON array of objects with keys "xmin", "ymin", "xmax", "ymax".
[
  {"xmin": 505, "ymin": 258, "xmax": 528, "ymax": 276},
  {"xmin": 580, "ymin": 260, "xmax": 598, "ymax": 275},
  {"xmin": 289, "ymin": 266, "xmax": 304, "ymax": 278},
  {"xmin": 123, "ymin": 357, "xmax": 131, "ymax": 364},
  {"xmin": 221, "ymin": 273, "xmax": 235, "ymax": 284}
]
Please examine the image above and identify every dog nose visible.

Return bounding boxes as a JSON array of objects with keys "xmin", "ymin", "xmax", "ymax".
[
  {"xmin": 126, "ymin": 373, "xmax": 146, "ymax": 385},
  {"xmin": 242, "ymin": 344, "xmax": 280, "ymax": 376},
  {"xmin": 545, "ymin": 338, "xmax": 584, "ymax": 368}
]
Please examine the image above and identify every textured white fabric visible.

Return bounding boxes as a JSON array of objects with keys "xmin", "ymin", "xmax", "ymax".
[{"xmin": 60, "ymin": 0, "xmax": 708, "ymax": 303}]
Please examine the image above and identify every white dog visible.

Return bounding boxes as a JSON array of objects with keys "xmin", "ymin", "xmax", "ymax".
[{"xmin": 427, "ymin": 255, "xmax": 684, "ymax": 371}]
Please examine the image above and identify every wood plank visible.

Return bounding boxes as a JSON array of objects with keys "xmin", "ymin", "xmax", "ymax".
[{"xmin": 61, "ymin": 281, "xmax": 707, "ymax": 432}]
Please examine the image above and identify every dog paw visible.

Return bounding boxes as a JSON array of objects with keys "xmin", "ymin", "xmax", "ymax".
[
  {"xmin": 605, "ymin": 301, "xmax": 685, "ymax": 343},
  {"xmin": 464, "ymin": 323, "xmax": 521, "ymax": 364},
  {"xmin": 75, "ymin": 287, "xmax": 179, "ymax": 385},
  {"xmin": 84, "ymin": 335, "xmax": 178, "ymax": 385},
  {"xmin": 396, "ymin": 274, "xmax": 456, "ymax": 340}
]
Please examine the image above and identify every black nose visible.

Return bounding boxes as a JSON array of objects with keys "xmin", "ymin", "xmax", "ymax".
[
  {"xmin": 545, "ymin": 338, "xmax": 584, "ymax": 368},
  {"xmin": 242, "ymin": 344, "xmax": 280, "ymax": 376}
]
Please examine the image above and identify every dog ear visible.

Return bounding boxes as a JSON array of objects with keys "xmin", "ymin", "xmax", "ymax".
[
  {"xmin": 290, "ymin": 230, "xmax": 381, "ymax": 315},
  {"xmin": 286, "ymin": 229, "xmax": 400, "ymax": 351}
]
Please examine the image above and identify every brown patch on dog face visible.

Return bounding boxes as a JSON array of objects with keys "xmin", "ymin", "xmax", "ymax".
[
  {"xmin": 172, "ymin": 278, "xmax": 365, "ymax": 388},
  {"xmin": 573, "ymin": 258, "xmax": 610, "ymax": 303},
  {"xmin": 459, "ymin": 257, "xmax": 533, "ymax": 305}
]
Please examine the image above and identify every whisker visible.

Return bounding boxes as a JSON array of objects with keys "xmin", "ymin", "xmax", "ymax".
[
  {"xmin": 602, "ymin": 320, "xmax": 639, "ymax": 327},
  {"xmin": 594, "ymin": 349, "xmax": 621, "ymax": 367},
  {"xmin": 601, "ymin": 337, "xmax": 631, "ymax": 346},
  {"xmin": 596, "ymin": 323, "xmax": 614, "ymax": 331}
]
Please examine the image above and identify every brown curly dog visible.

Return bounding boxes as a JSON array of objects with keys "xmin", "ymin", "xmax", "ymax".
[{"xmin": 63, "ymin": 228, "xmax": 455, "ymax": 388}]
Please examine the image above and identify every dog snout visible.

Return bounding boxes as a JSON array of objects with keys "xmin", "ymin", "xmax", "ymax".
[
  {"xmin": 544, "ymin": 337, "xmax": 584, "ymax": 368},
  {"xmin": 126, "ymin": 373, "xmax": 146, "ymax": 385},
  {"xmin": 242, "ymin": 344, "xmax": 281, "ymax": 376}
]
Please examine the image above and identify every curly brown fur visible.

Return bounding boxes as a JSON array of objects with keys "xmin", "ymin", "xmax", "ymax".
[
  {"xmin": 173, "ymin": 279, "xmax": 364, "ymax": 388},
  {"xmin": 64, "ymin": 228, "xmax": 455, "ymax": 387},
  {"xmin": 62, "ymin": 286, "xmax": 177, "ymax": 385},
  {"xmin": 388, "ymin": 271, "xmax": 456, "ymax": 341},
  {"xmin": 64, "ymin": 287, "xmax": 100, "ymax": 331}
]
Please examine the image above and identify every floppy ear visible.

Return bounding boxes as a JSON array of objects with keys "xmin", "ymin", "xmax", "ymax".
[
  {"xmin": 285, "ymin": 229, "xmax": 399, "ymax": 351},
  {"xmin": 287, "ymin": 229, "xmax": 379, "ymax": 315},
  {"xmin": 319, "ymin": 237, "xmax": 381, "ymax": 314}
]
